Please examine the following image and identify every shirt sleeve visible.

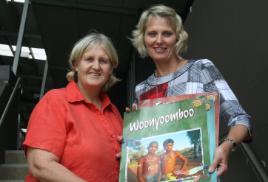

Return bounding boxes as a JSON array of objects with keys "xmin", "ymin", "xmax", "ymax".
[
  {"xmin": 23, "ymin": 90, "xmax": 68, "ymax": 159},
  {"xmin": 200, "ymin": 59, "xmax": 252, "ymax": 132}
]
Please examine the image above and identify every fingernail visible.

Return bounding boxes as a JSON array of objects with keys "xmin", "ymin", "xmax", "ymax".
[{"xmin": 208, "ymin": 171, "xmax": 214, "ymax": 175}]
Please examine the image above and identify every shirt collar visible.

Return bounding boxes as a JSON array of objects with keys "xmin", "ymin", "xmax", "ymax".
[
  {"xmin": 66, "ymin": 81, "xmax": 112, "ymax": 110},
  {"xmin": 146, "ymin": 59, "xmax": 195, "ymax": 86}
]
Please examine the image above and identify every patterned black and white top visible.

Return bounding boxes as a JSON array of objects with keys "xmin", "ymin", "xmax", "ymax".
[{"xmin": 135, "ymin": 59, "xmax": 252, "ymax": 130}]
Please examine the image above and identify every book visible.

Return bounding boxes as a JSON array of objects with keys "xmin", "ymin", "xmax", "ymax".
[
  {"xmin": 119, "ymin": 93, "xmax": 219, "ymax": 182},
  {"xmin": 138, "ymin": 92, "xmax": 220, "ymax": 145}
]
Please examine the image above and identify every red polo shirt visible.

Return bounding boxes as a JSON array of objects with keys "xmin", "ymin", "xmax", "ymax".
[{"xmin": 23, "ymin": 81, "xmax": 123, "ymax": 182}]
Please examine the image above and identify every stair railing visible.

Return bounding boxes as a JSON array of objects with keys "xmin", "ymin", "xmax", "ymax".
[
  {"xmin": 0, "ymin": 77, "xmax": 21, "ymax": 128},
  {"xmin": 240, "ymin": 143, "xmax": 268, "ymax": 182}
]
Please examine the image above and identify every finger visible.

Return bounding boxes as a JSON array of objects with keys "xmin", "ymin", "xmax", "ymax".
[
  {"xmin": 125, "ymin": 107, "xmax": 131, "ymax": 112},
  {"xmin": 132, "ymin": 103, "xmax": 138, "ymax": 111},
  {"xmin": 117, "ymin": 135, "xmax": 123, "ymax": 142},
  {"xmin": 208, "ymin": 158, "xmax": 219, "ymax": 173},
  {"xmin": 116, "ymin": 152, "xmax": 121, "ymax": 159},
  {"xmin": 216, "ymin": 163, "xmax": 228, "ymax": 176}
]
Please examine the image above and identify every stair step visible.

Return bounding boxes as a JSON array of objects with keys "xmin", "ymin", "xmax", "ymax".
[
  {"xmin": 0, "ymin": 163, "xmax": 28, "ymax": 180},
  {"xmin": 5, "ymin": 150, "xmax": 27, "ymax": 164}
]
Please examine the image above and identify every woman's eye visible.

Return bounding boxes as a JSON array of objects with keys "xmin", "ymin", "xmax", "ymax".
[
  {"xmin": 85, "ymin": 57, "xmax": 94, "ymax": 62},
  {"xmin": 147, "ymin": 32, "xmax": 157, "ymax": 37},
  {"xmin": 100, "ymin": 59, "xmax": 110, "ymax": 64},
  {"xmin": 162, "ymin": 31, "xmax": 173, "ymax": 37}
]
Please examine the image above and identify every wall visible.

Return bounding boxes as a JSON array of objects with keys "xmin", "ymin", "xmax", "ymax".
[{"xmin": 184, "ymin": 0, "xmax": 268, "ymax": 181}]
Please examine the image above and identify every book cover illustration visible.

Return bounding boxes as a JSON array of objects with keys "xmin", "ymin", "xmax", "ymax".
[
  {"xmin": 119, "ymin": 93, "xmax": 219, "ymax": 182},
  {"xmin": 138, "ymin": 92, "xmax": 220, "ymax": 145}
]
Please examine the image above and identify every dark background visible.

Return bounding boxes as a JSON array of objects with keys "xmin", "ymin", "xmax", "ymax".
[{"xmin": 0, "ymin": 0, "xmax": 267, "ymax": 181}]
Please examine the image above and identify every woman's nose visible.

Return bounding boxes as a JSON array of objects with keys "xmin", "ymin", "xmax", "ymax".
[
  {"xmin": 156, "ymin": 34, "xmax": 163, "ymax": 43},
  {"xmin": 92, "ymin": 60, "xmax": 100, "ymax": 69}
]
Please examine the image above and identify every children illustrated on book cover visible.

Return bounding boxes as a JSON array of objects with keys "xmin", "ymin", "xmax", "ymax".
[
  {"xmin": 120, "ymin": 93, "xmax": 219, "ymax": 182},
  {"xmin": 127, "ymin": 129, "xmax": 205, "ymax": 182}
]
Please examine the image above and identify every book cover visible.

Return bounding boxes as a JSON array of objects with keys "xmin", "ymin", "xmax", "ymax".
[
  {"xmin": 138, "ymin": 92, "xmax": 220, "ymax": 145},
  {"xmin": 119, "ymin": 93, "xmax": 219, "ymax": 182}
]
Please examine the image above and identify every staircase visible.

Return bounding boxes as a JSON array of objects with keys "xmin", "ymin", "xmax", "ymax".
[{"xmin": 0, "ymin": 150, "xmax": 28, "ymax": 181}]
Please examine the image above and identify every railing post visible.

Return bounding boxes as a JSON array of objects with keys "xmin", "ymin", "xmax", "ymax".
[
  {"xmin": 127, "ymin": 49, "xmax": 136, "ymax": 107},
  {"xmin": 40, "ymin": 61, "xmax": 48, "ymax": 98},
  {"xmin": 12, "ymin": 0, "xmax": 30, "ymax": 75}
]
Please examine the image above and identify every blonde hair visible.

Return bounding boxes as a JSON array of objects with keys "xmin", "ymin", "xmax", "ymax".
[
  {"xmin": 131, "ymin": 4, "xmax": 188, "ymax": 58},
  {"xmin": 66, "ymin": 32, "xmax": 120, "ymax": 91}
]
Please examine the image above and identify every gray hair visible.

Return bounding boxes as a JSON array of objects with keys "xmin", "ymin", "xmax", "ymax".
[{"xmin": 66, "ymin": 32, "xmax": 120, "ymax": 91}]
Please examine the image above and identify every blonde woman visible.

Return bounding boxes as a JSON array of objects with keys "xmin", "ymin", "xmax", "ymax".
[{"xmin": 131, "ymin": 4, "xmax": 252, "ymax": 178}]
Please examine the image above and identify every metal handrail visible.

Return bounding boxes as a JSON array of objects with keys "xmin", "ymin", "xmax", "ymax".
[
  {"xmin": 0, "ymin": 77, "xmax": 21, "ymax": 128},
  {"xmin": 240, "ymin": 143, "xmax": 268, "ymax": 182}
]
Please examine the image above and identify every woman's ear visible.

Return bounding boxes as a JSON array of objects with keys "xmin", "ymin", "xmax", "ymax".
[{"xmin": 73, "ymin": 60, "xmax": 79, "ymax": 72}]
